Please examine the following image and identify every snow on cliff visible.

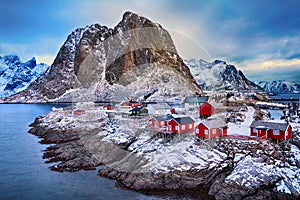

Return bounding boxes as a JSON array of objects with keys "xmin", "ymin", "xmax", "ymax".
[
  {"xmin": 258, "ymin": 80, "xmax": 300, "ymax": 94},
  {"xmin": 185, "ymin": 58, "xmax": 262, "ymax": 91},
  {"xmin": 0, "ymin": 55, "xmax": 48, "ymax": 97}
]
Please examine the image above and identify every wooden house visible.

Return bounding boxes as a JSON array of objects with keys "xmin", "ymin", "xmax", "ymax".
[
  {"xmin": 147, "ymin": 103, "xmax": 171, "ymax": 115},
  {"xmin": 167, "ymin": 116, "xmax": 195, "ymax": 133},
  {"xmin": 199, "ymin": 102, "xmax": 215, "ymax": 118},
  {"xmin": 250, "ymin": 121, "xmax": 292, "ymax": 140},
  {"xmin": 148, "ymin": 115, "xmax": 173, "ymax": 130},
  {"xmin": 120, "ymin": 99, "xmax": 141, "ymax": 109},
  {"xmin": 73, "ymin": 109, "xmax": 85, "ymax": 116},
  {"xmin": 195, "ymin": 117, "xmax": 227, "ymax": 139},
  {"xmin": 183, "ymin": 96, "xmax": 209, "ymax": 108}
]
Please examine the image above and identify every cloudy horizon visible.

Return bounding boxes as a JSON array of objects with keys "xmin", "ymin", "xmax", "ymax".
[{"xmin": 1, "ymin": 0, "xmax": 300, "ymax": 82}]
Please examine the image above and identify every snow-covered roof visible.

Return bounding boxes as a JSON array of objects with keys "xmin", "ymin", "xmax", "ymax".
[
  {"xmin": 147, "ymin": 103, "xmax": 170, "ymax": 110},
  {"xmin": 200, "ymin": 117, "xmax": 227, "ymax": 129},
  {"xmin": 183, "ymin": 96, "xmax": 209, "ymax": 104},
  {"xmin": 250, "ymin": 120, "xmax": 290, "ymax": 131}
]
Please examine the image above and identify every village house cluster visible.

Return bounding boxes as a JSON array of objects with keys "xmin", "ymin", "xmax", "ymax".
[{"xmin": 73, "ymin": 96, "xmax": 293, "ymax": 141}]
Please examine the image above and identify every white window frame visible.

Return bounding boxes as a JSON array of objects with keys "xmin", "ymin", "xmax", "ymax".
[
  {"xmin": 196, "ymin": 129, "xmax": 199, "ymax": 134},
  {"xmin": 204, "ymin": 130, "xmax": 208, "ymax": 135},
  {"xmin": 181, "ymin": 125, "xmax": 186, "ymax": 130},
  {"xmin": 175, "ymin": 126, "xmax": 179, "ymax": 130},
  {"xmin": 212, "ymin": 129, "xmax": 217, "ymax": 134},
  {"xmin": 160, "ymin": 121, "xmax": 164, "ymax": 126},
  {"xmin": 189, "ymin": 124, "xmax": 192, "ymax": 129},
  {"xmin": 253, "ymin": 128, "xmax": 258, "ymax": 133},
  {"xmin": 273, "ymin": 129, "xmax": 280, "ymax": 135}
]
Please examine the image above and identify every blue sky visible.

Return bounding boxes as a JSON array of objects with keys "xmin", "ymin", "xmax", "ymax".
[{"xmin": 0, "ymin": 0, "xmax": 300, "ymax": 82}]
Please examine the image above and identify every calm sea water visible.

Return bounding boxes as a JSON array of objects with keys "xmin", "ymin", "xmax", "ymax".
[{"xmin": 0, "ymin": 104, "xmax": 157, "ymax": 200}]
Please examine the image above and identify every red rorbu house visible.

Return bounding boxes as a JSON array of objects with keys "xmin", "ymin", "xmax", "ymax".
[
  {"xmin": 250, "ymin": 121, "xmax": 292, "ymax": 140},
  {"xmin": 199, "ymin": 102, "xmax": 215, "ymax": 119},
  {"xmin": 195, "ymin": 117, "xmax": 227, "ymax": 139},
  {"xmin": 148, "ymin": 115, "xmax": 173, "ymax": 131},
  {"xmin": 167, "ymin": 116, "xmax": 195, "ymax": 133},
  {"xmin": 120, "ymin": 99, "xmax": 141, "ymax": 109},
  {"xmin": 73, "ymin": 109, "xmax": 85, "ymax": 116}
]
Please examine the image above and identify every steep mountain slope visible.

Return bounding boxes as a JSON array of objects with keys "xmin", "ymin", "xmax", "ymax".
[
  {"xmin": 258, "ymin": 81, "xmax": 300, "ymax": 93},
  {"xmin": 185, "ymin": 58, "xmax": 262, "ymax": 91},
  {"xmin": 2, "ymin": 12, "xmax": 200, "ymax": 103},
  {"xmin": 0, "ymin": 55, "xmax": 48, "ymax": 98}
]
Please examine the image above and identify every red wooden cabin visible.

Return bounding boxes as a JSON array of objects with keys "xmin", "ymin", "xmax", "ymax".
[
  {"xmin": 121, "ymin": 99, "xmax": 141, "ymax": 109},
  {"xmin": 73, "ymin": 109, "xmax": 85, "ymax": 116},
  {"xmin": 195, "ymin": 118, "xmax": 227, "ymax": 139},
  {"xmin": 250, "ymin": 121, "xmax": 292, "ymax": 140},
  {"xmin": 167, "ymin": 117, "xmax": 195, "ymax": 133},
  {"xmin": 199, "ymin": 102, "xmax": 215, "ymax": 118},
  {"xmin": 148, "ymin": 115, "xmax": 173, "ymax": 130}
]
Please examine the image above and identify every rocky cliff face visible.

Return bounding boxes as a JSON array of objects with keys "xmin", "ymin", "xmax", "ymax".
[
  {"xmin": 2, "ymin": 12, "xmax": 200, "ymax": 103},
  {"xmin": 185, "ymin": 59, "xmax": 262, "ymax": 91},
  {"xmin": 0, "ymin": 55, "xmax": 48, "ymax": 98}
]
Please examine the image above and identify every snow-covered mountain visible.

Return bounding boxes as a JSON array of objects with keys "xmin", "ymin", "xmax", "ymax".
[
  {"xmin": 0, "ymin": 55, "xmax": 49, "ymax": 98},
  {"xmin": 2, "ymin": 11, "xmax": 201, "ymax": 103},
  {"xmin": 258, "ymin": 81, "xmax": 300, "ymax": 94},
  {"xmin": 185, "ymin": 58, "xmax": 262, "ymax": 91}
]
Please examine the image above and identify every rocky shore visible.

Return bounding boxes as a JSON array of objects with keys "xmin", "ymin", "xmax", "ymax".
[{"xmin": 28, "ymin": 106, "xmax": 300, "ymax": 199}]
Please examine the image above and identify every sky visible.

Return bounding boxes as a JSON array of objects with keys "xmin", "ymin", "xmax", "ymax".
[{"xmin": 0, "ymin": 0, "xmax": 300, "ymax": 82}]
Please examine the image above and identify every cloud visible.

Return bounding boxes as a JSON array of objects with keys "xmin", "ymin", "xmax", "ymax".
[
  {"xmin": 235, "ymin": 57, "xmax": 300, "ymax": 82},
  {"xmin": 35, "ymin": 55, "xmax": 55, "ymax": 65},
  {"xmin": 287, "ymin": 53, "xmax": 300, "ymax": 60}
]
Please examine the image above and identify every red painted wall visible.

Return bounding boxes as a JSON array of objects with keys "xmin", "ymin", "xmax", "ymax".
[
  {"xmin": 195, "ymin": 123, "xmax": 209, "ymax": 138},
  {"xmin": 199, "ymin": 102, "xmax": 215, "ymax": 117},
  {"xmin": 209, "ymin": 128, "xmax": 221, "ymax": 138},
  {"xmin": 168, "ymin": 119, "xmax": 193, "ymax": 133},
  {"xmin": 286, "ymin": 126, "xmax": 292, "ymax": 139}
]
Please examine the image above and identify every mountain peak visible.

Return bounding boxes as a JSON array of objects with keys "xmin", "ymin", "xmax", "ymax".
[
  {"xmin": 185, "ymin": 58, "xmax": 262, "ymax": 91},
  {"xmin": 258, "ymin": 80, "xmax": 300, "ymax": 93},
  {"xmin": 3, "ymin": 12, "xmax": 201, "ymax": 103}
]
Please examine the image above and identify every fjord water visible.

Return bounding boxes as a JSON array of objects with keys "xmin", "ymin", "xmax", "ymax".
[{"xmin": 0, "ymin": 104, "xmax": 153, "ymax": 200}]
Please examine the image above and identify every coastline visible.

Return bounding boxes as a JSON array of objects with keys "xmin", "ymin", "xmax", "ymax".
[{"xmin": 27, "ymin": 106, "xmax": 300, "ymax": 199}]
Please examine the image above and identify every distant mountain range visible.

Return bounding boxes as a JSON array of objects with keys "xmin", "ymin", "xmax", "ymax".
[
  {"xmin": 184, "ymin": 58, "xmax": 262, "ymax": 91},
  {"xmin": 258, "ymin": 80, "xmax": 300, "ymax": 94},
  {"xmin": 0, "ymin": 55, "xmax": 48, "ymax": 98}
]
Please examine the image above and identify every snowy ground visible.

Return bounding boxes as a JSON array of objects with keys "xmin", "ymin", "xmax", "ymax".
[
  {"xmin": 35, "ymin": 104, "xmax": 300, "ymax": 197},
  {"xmin": 227, "ymin": 106, "xmax": 255, "ymax": 136}
]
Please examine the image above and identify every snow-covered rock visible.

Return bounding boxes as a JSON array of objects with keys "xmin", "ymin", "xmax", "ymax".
[
  {"xmin": 185, "ymin": 58, "xmax": 262, "ymax": 91},
  {"xmin": 0, "ymin": 55, "xmax": 48, "ymax": 97},
  {"xmin": 258, "ymin": 80, "xmax": 300, "ymax": 94}
]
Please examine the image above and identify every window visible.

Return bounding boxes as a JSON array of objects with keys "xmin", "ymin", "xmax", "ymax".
[
  {"xmin": 161, "ymin": 121, "xmax": 164, "ymax": 126},
  {"xmin": 181, "ymin": 125, "xmax": 186, "ymax": 130},
  {"xmin": 204, "ymin": 130, "xmax": 208, "ymax": 135},
  {"xmin": 253, "ymin": 128, "xmax": 258, "ymax": 133},
  {"xmin": 212, "ymin": 129, "xmax": 217, "ymax": 134},
  {"xmin": 175, "ymin": 126, "xmax": 179, "ymax": 130},
  {"xmin": 156, "ymin": 122, "xmax": 159, "ymax": 127},
  {"xmin": 274, "ymin": 129, "xmax": 280, "ymax": 135},
  {"xmin": 189, "ymin": 124, "xmax": 193, "ymax": 129},
  {"xmin": 196, "ymin": 129, "xmax": 199, "ymax": 133}
]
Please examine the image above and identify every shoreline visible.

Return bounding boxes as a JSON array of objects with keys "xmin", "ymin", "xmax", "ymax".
[{"xmin": 27, "ymin": 106, "xmax": 300, "ymax": 199}]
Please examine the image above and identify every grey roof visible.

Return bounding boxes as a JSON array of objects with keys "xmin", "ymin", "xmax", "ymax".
[
  {"xmin": 153, "ymin": 114, "xmax": 174, "ymax": 122},
  {"xmin": 184, "ymin": 96, "xmax": 209, "ymax": 104},
  {"xmin": 250, "ymin": 120, "xmax": 289, "ymax": 131},
  {"xmin": 202, "ymin": 117, "xmax": 227, "ymax": 129},
  {"xmin": 148, "ymin": 103, "xmax": 170, "ymax": 110},
  {"xmin": 173, "ymin": 116, "xmax": 195, "ymax": 125}
]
